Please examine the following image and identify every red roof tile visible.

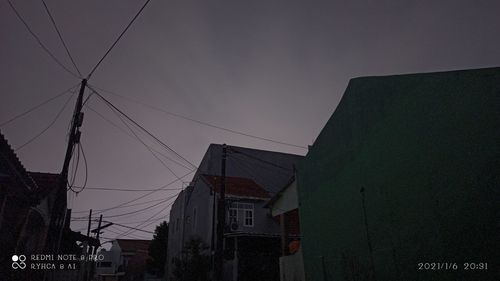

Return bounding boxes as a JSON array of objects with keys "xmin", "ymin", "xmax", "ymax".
[
  {"xmin": 202, "ymin": 175, "xmax": 270, "ymax": 199},
  {"xmin": 116, "ymin": 239, "xmax": 150, "ymax": 253}
]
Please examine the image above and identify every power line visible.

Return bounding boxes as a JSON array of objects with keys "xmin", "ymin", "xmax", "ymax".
[
  {"xmin": 82, "ymin": 186, "xmax": 184, "ymax": 192},
  {"xmin": 71, "ymin": 197, "xmax": 169, "ymax": 214},
  {"xmin": 40, "ymin": 0, "xmax": 82, "ymax": 77},
  {"xmin": 107, "ymin": 223, "xmax": 155, "ymax": 234},
  {"xmin": 68, "ymin": 138, "xmax": 80, "ymax": 190},
  {"xmin": 85, "ymin": 103, "xmax": 193, "ymax": 170},
  {"xmin": 228, "ymin": 147, "xmax": 294, "ymax": 172},
  {"xmin": 91, "ymin": 85, "xmax": 308, "ymax": 150},
  {"xmin": 100, "ymin": 193, "xmax": 178, "ymax": 219},
  {"xmin": 68, "ymin": 142, "xmax": 88, "ymax": 194},
  {"xmin": 72, "ymin": 195, "xmax": 173, "ymax": 220},
  {"xmin": 86, "ymin": 0, "xmax": 152, "ymax": 79},
  {"xmin": 112, "ymin": 216, "xmax": 166, "ymax": 226},
  {"xmin": 105, "ymin": 227, "xmax": 149, "ymax": 239},
  {"xmin": 73, "ymin": 215, "xmax": 166, "ymax": 226},
  {"xmin": 102, "ymin": 98, "xmax": 183, "ymax": 181},
  {"xmin": 115, "ymin": 197, "xmax": 173, "ymax": 238},
  {"xmin": 71, "ymin": 170, "xmax": 194, "ymax": 218},
  {"xmin": 15, "ymin": 90, "xmax": 76, "ymax": 151},
  {"xmin": 5, "ymin": 0, "xmax": 80, "ymax": 79},
  {"xmin": 229, "ymin": 156, "xmax": 278, "ymax": 196},
  {"xmin": 83, "ymin": 195, "xmax": 176, "ymax": 239},
  {"xmin": 90, "ymin": 86, "xmax": 198, "ymax": 170},
  {"xmin": 0, "ymin": 84, "xmax": 79, "ymax": 127}
]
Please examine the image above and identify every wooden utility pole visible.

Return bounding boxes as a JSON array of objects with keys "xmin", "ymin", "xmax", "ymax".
[
  {"xmin": 55, "ymin": 78, "xmax": 87, "ymax": 255},
  {"xmin": 215, "ymin": 144, "xmax": 227, "ymax": 280}
]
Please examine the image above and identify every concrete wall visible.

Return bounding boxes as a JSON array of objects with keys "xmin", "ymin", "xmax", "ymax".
[
  {"xmin": 298, "ymin": 68, "xmax": 500, "ymax": 281},
  {"xmin": 165, "ymin": 187, "xmax": 192, "ymax": 279},
  {"xmin": 182, "ymin": 177, "xmax": 281, "ymax": 250},
  {"xmin": 271, "ymin": 179, "xmax": 298, "ymax": 217},
  {"xmin": 279, "ymin": 248, "xmax": 305, "ymax": 281},
  {"xmin": 196, "ymin": 144, "xmax": 302, "ymax": 193}
]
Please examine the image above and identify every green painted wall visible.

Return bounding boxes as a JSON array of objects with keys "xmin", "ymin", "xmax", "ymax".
[{"xmin": 298, "ymin": 67, "xmax": 500, "ymax": 281}]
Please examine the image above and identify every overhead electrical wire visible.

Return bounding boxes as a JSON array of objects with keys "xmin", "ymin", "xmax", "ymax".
[
  {"xmin": 71, "ymin": 197, "xmax": 169, "ymax": 214},
  {"xmin": 71, "ymin": 196, "xmax": 170, "ymax": 220},
  {"xmin": 107, "ymin": 222, "xmax": 155, "ymax": 234},
  {"xmin": 5, "ymin": 0, "xmax": 80, "ymax": 79},
  {"xmin": 228, "ymin": 147, "xmax": 294, "ymax": 172},
  {"xmin": 112, "ymin": 216, "xmax": 166, "ymax": 226},
  {"xmin": 72, "ymin": 215, "xmax": 167, "ymax": 226},
  {"xmin": 86, "ymin": 0, "xmax": 152, "ymax": 79},
  {"xmin": 68, "ymin": 142, "xmax": 89, "ymax": 194},
  {"xmin": 68, "ymin": 140, "xmax": 80, "ymax": 189},
  {"xmin": 70, "ymin": 170, "xmax": 193, "ymax": 218},
  {"xmin": 105, "ymin": 227, "xmax": 149, "ymax": 239},
  {"xmin": 85, "ymin": 104, "xmax": 193, "ymax": 170},
  {"xmin": 98, "ymin": 193, "xmax": 178, "ymax": 219},
  {"xmin": 115, "ymin": 198, "xmax": 174, "ymax": 238},
  {"xmin": 229, "ymin": 156, "xmax": 278, "ymax": 196},
  {"xmin": 40, "ymin": 0, "xmax": 82, "ymax": 77},
  {"xmin": 0, "ymin": 84, "xmax": 79, "ymax": 128},
  {"xmin": 15, "ymin": 90, "xmax": 76, "ymax": 151},
  {"xmin": 102, "ymin": 99, "xmax": 183, "ymax": 181},
  {"xmin": 82, "ymin": 186, "xmax": 184, "ymax": 192},
  {"xmin": 91, "ymin": 84, "xmax": 308, "ymax": 150},
  {"xmin": 89, "ymin": 86, "xmax": 198, "ymax": 170},
  {"xmin": 77, "ymin": 195, "xmax": 176, "ymax": 239}
]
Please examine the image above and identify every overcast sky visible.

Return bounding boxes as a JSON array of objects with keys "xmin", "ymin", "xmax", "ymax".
[{"xmin": 1, "ymin": 0, "xmax": 499, "ymax": 239}]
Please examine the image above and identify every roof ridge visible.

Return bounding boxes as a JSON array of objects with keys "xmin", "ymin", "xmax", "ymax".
[
  {"xmin": 208, "ymin": 143, "xmax": 305, "ymax": 157},
  {"xmin": 0, "ymin": 130, "xmax": 38, "ymax": 190},
  {"xmin": 349, "ymin": 66, "xmax": 500, "ymax": 81}
]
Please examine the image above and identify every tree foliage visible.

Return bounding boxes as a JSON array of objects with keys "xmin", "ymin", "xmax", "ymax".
[
  {"xmin": 171, "ymin": 237, "xmax": 210, "ymax": 281},
  {"xmin": 147, "ymin": 221, "xmax": 169, "ymax": 277}
]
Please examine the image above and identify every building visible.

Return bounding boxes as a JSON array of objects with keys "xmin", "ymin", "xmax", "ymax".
[
  {"xmin": 0, "ymin": 131, "xmax": 93, "ymax": 281},
  {"xmin": 0, "ymin": 131, "xmax": 69, "ymax": 280},
  {"xmin": 297, "ymin": 67, "xmax": 500, "ymax": 281},
  {"xmin": 166, "ymin": 144, "xmax": 303, "ymax": 281},
  {"xmin": 265, "ymin": 177, "xmax": 305, "ymax": 281},
  {"xmin": 95, "ymin": 239, "xmax": 152, "ymax": 281}
]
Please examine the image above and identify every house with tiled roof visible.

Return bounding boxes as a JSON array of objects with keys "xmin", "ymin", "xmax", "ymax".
[
  {"xmin": 0, "ymin": 131, "xmax": 67, "ymax": 280},
  {"xmin": 167, "ymin": 144, "xmax": 303, "ymax": 281},
  {"xmin": 95, "ymin": 239, "xmax": 152, "ymax": 281}
]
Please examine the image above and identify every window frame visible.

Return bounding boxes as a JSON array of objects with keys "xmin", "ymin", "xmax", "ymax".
[{"xmin": 227, "ymin": 202, "xmax": 254, "ymax": 227}]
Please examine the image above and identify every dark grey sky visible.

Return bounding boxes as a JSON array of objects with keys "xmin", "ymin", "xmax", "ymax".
[{"xmin": 1, "ymin": 0, "xmax": 500, "ymax": 239}]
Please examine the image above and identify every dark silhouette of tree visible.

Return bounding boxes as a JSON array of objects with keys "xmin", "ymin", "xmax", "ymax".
[
  {"xmin": 172, "ymin": 237, "xmax": 210, "ymax": 281},
  {"xmin": 147, "ymin": 221, "xmax": 168, "ymax": 277}
]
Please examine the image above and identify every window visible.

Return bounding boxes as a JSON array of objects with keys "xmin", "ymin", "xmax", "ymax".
[
  {"xmin": 227, "ymin": 202, "xmax": 254, "ymax": 227},
  {"xmin": 228, "ymin": 208, "xmax": 237, "ymax": 223},
  {"xmin": 244, "ymin": 209, "xmax": 254, "ymax": 227}
]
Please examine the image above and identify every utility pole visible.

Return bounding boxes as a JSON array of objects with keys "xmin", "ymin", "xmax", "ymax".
[
  {"xmin": 215, "ymin": 144, "xmax": 227, "ymax": 280},
  {"xmin": 79, "ymin": 209, "xmax": 92, "ymax": 281},
  {"xmin": 87, "ymin": 209, "xmax": 93, "ymax": 237},
  {"xmin": 96, "ymin": 214, "xmax": 103, "ymax": 242},
  {"xmin": 55, "ymin": 79, "xmax": 87, "ymax": 256}
]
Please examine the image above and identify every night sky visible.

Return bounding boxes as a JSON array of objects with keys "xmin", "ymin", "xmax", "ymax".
[{"xmin": 1, "ymin": 0, "xmax": 499, "ymax": 239}]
